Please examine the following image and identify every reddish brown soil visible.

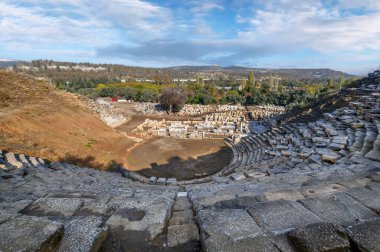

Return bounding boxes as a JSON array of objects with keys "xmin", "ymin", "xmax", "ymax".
[{"xmin": 0, "ymin": 71, "xmax": 134, "ymax": 169}]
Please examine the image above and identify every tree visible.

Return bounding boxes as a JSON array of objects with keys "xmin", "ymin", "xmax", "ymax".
[
  {"xmin": 338, "ymin": 75, "xmax": 345, "ymax": 90},
  {"xmin": 327, "ymin": 78, "xmax": 335, "ymax": 90},
  {"xmin": 159, "ymin": 87, "xmax": 188, "ymax": 113},
  {"xmin": 241, "ymin": 78, "xmax": 247, "ymax": 90},
  {"xmin": 247, "ymin": 70, "xmax": 255, "ymax": 92},
  {"xmin": 196, "ymin": 73, "xmax": 200, "ymax": 85}
]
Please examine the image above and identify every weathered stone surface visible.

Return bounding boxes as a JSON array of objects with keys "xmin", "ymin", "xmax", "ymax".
[
  {"xmin": 0, "ymin": 199, "xmax": 33, "ymax": 213},
  {"xmin": 248, "ymin": 200, "xmax": 321, "ymax": 234},
  {"xmin": 21, "ymin": 197, "xmax": 84, "ymax": 218},
  {"xmin": 107, "ymin": 196, "xmax": 172, "ymax": 239},
  {"xmin": 173, "ymin": 198, "xmax": 192, "ymax": 211},
  {"xmin": 213, "ymin": 195, "xmax": 258, "ymax": 210},
  {"xmin": 345, "ymin": 187, "xmax": 380, "ymax": 214},
  {"xmin": 299, "ymin": 194, "xmax": 378, "ymax": 226},
  {"xmin": 0, "ymin": 209, "xmax": 18, "ymax": 224},
  {"xmin": 258, "ymin": 189, "xmax": 304, "ymax": 202},
  {"xmin": 104, "ymin": 196, "xmax": 173, "ymax": 251},
  {"xmin": 348, "ymin": 219, "xmax": 380, "ymax": 252},
  {"xmin": 302, "ymin": 184, "xmax": 347, "ymax": 198},
  {"xmin": 167, "ymin": 224, "xmax": 199, "ymax": 247},
  {"xmin": 289, "ymin": 222, "xmax": 350, "ymax": 252},
  {"xmin": 75, "ymin": 202, "xmax": 113, "ymax": 217},
  {"xmin": 0, "ymin": 215, "xmax": 64, "ymax": 251},
  {"xmin": 58, "ymin": 216, "xmax": 107, "ymax": 252},
  {"xmin": 197, "ymin": 209, "xmax": 279, "ymax": 252}
]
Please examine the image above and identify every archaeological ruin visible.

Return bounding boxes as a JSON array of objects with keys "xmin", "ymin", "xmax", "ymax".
[{"xmin": 1, "ymin": 71, "xmax": 380, "ymax": 252}]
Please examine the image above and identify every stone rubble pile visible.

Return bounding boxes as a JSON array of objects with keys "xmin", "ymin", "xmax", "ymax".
[
  {"xmin": 248, "ymin": 105, "xmax": 286, "ymax": 120},
  {"xmin": 133, "ymin": 110, "xmax": 249, "ymax": 139},
  {"xmin": 134, "ymin": 103, "xmax": 248, "ymax": 116},
  {"xmin": 85, "ymin": 98, "xmax": 129, "ymax": 127},
  {"xmin": 134, "ymin": 102, "xmax": 166, "ymax": 115}
]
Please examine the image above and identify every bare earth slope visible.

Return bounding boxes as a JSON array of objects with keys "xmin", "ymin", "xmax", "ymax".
[{"xmin": 0, "ymin": 70, "xmax": 133, "ymax": 168}]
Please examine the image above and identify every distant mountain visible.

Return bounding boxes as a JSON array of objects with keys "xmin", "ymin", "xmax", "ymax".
[
  {"xmin": 0, "ymin": 60, "xmax": 23, "ymax": 68},
  {"xmin": 9, "ymin": 59, "xmax": 356, "ymax": 83},
  {"xmin": 165, "ymin": 65, "xmax": 354, "ymax": 80}
]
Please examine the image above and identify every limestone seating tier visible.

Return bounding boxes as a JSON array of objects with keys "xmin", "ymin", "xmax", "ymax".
[
  {"xmin": 1, "ymin": 151, "xmax": 204, "ymax": 251},
  {"xmin": 225, "ymin": 92, "xmax": 380, "ymax": 182}
]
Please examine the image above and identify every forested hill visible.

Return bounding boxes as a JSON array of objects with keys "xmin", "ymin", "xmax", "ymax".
[{"xmin": 7, "ymin": 60, "xmax": 354, "ymax": 81}]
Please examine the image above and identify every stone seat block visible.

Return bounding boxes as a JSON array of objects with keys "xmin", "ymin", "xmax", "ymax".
[
  {"xmin": 58, "ymin": 216, "xmax": 107, "ymax": 252},
  {"xmin": 0, "ymin": 215, "xmax": 64, "ymax": 252},
  {"xmin": 347, "ymin": 219, "xmax": 380, "ymax": 252},
  {"xmin": 288, "ymin": 222, "xmax": 350, "ymax": 252},
  {"xmin": 197, "ymin": 209, "xmax": 278, "ymax": 252},
  {"xmin": 248, "ymin": 200, "xmax": 321, "ymax": 235},
  {"xmin": 299, "ymin": 194, "xmax": 378, "ymax": 226},
  {"xmin": 21, "ymin": 197, "xmax": 84, "ymax": 218}
]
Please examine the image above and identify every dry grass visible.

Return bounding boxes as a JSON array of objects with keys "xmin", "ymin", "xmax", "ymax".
[{"xmin": 0, "ymin": 70, "xmax": 134, "ymax": 168}]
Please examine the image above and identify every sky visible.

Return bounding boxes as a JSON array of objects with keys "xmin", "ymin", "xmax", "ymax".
[{"xmin": 1, "ymin": 0, "xmax": 380, "ymax": 75}]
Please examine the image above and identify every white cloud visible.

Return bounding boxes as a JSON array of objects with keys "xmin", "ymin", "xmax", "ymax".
[
  {"xmin": 190, "ymin": 1, "xmax": 224, "ymax": 15},
  {"xmin": 237, "ymin": 0, "xmax": 380, "ymax": 52},
  {"xmin": 0, "ymin": 0, "xmax": 172, "ymax": 49}
]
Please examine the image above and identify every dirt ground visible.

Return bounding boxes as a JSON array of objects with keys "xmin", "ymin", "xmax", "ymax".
[
  {"xmin": 0, "ymin": 72, "xmax": 232, "ymax": 177},
  {"xmin": 0, "ymin": 71, "xmax": 135, "ymax": 169},
  {"xmin": 125, "ymin": 137, "xmax": 232, "ymax": 180}
]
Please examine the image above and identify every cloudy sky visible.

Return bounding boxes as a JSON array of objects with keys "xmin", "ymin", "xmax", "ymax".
[{"xmin": 1, "ymin": 0, "xmax": 380, "ymax": 75}]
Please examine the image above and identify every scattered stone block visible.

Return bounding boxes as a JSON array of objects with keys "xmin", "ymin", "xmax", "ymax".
[
  {"xmin": 177, "ymin": 192, "xmax": 188, "ymax": 198},
  {"xmin": 148, "ymin": 176, "xmax": 157, "ymax": 184},
  {"xmin": 321, "ymin": 150, "xmax": 340, "ymax": 163},
  {"xmin": 166, "ymin": 178, "xmax": 177, "ymax": 185},
  {"xmin": 308, "ymin": 154, "xmax": 322, "ymax": 165},
  {"xmin": 230, "ymin": 172, "xmax": 246, "ymax": 181},
  {"xmin": 156, "ymin": 177, "xmax": 167, "ymax": 185},
  {"xmin": 289, "ymin": 222, "xmax": 350, "ymax": 252}
]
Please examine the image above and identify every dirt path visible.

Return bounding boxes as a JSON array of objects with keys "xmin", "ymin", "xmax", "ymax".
[{"xmin": 125, "ymin": 137, "xmax": 231, "ymax": 180}]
